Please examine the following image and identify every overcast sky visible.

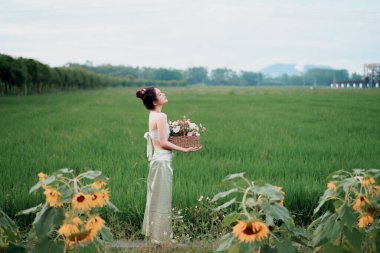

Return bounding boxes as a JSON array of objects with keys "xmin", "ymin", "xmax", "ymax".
[{"xmin": 1, "ymin": 0, "xmax": 379, "ymax": 73}]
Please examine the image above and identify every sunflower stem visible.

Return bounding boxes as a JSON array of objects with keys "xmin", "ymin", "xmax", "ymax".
[
  {"xmin": 242, "ymin": 186, "xmax": 253, "ymax": 220},
  {"xmin": 56, "ymin": 179, "xmax": 71, "ymax": 190},
  {"xmin": 73, "ymin": 178, "xmax": 79, "ymax": 194},
  {"xmin": 339, "ymin": 232, "xmax": 344, "ymax": 246}
]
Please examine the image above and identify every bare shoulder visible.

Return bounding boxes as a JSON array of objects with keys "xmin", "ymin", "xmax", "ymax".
[{"xmin": 157, "ymin": 112, "xmax": 167, "ymax": 121}]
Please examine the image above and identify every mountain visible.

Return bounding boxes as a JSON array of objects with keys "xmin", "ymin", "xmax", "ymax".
[{"xmin": 260, "ymin": 63, "xmax": 332, "ymax": 77}]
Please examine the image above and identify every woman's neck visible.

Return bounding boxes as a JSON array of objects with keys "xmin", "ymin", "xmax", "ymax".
[{"xmin": 151, "ymin": 105, "xmax": 162, "ymax": 112}]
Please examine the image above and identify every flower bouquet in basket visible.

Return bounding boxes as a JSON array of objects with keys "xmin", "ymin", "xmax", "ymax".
[{"xmin": 168, "ymin": 116, "xmax": 206, "ymax": 148}]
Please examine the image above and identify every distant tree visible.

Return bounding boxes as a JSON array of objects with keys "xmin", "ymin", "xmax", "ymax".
[
  {"xmin": 280, "ymin": 74, "xmax": 289, "ymax": 86},
  {"xmin": 350, "ymin": 72, "xmax": 362, "ymax": 81},
  {"xmin": 288, "ymin": 75, "xmax": 303, "ymax": 86},
  {"xmin": 153, "ymin": 68, "xmax": 183, "ymax": 81},
  {"xmin": 240, "ymin": 71, "xmax": 258, "ymax": 86},
  {"xmin": 185, "ymin": 67, "xmax": 208, "ymax": 84},
  {"xmin": 0, "ymin": 54, "xmax": 27, "ymax": 88},
  {"xmin": 210, "ymin": 68, "xmax": 237, "ymax": 85},
  {"xmin": 305, "ymin": 69, "xmax": 349, "ymax": 86}
]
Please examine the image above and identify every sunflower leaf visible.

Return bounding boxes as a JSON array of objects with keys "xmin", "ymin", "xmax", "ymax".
[
  {"xmin": 337, "ymin": 204, "xmax": 356, "ymax": 229},
  {"xmin": 15, "ymin": 203, "xmax": 43, "ymax": 216},
  {"xmin": 343, "ymin": 226, "xmax": 363, "ymax": 252},
  {"xmin": 100, "ymin": 226, "xmax": 113, "ymax": 242},
  {"xmin": 80, "ymin": 170, "xmax": 102, "ymax": 179},
  {"xmin": 29, "ymin": 182, "xmax": 42, "ymax": 194},
  {"xmin": 58, "ymin": 168, "xmax": 73, "ymax": 174},
  {"xmin": 250, "ymin": 184, "xmax": 283, "ymax": 201},
  {"xmin": 215, "ymin": 198, "xmax": 236, "ymax": 211},
  {"xmin": 341, "ymin": 177, "xmax": 358, "ymax": 193},
  {"xmin": 7, "ymin": 242, "xmax": 28, "ymax": 253},
  {"xmin": 323, "ymin": 243, "xmax": 344, "ymax": 253},
  {"xmin": 34, "ymin": 236, "xmax": 65, "ymax": 253},
  {"xmin": 275, "ymin": 240, "xmax": 296, "ymax": 253},
  {"xmin": 222, "ymin": 212, "xmax": 240, "ymax": 227},
  {"xmin": 29, "ymin": 176, "xmax": 55, "ymax": 194},
  {"xmin": 223, "ymin": 173, "xmax": 245, "ymax": 182},
  {"xmin": 313, "ymin": 189, "xmax": 334, "ymax": 215},
  {"xmin": 227, "ymin": 242, "xmax": 240, "ymax": 253},
  {"xmin": 212, "ymin": 188, "xmax": 238, "ymax": 202},
  {"xmin": 215, "ymin": 233, "xmax": 235, "ymax": 252},
  {"xmin": 107, "ymin": 201, "xmax": 120, "ymax": 212},
  {"xmin": 262, "ymin": 202, "xmax": 291, "ymax": 226},
  {"xmin": 34, "ymin": 206, "xmax": 65, "ymax": 236}
]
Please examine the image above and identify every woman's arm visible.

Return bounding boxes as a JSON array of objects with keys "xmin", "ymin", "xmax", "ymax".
[{"xmin": 157, "ymin": 113, "xmax": 201, "ymax": 152}]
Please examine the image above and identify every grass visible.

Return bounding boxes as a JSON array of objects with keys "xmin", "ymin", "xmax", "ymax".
[{"xmin": 1, "ymin": 86, "xmax": 379, "ymax": 231}]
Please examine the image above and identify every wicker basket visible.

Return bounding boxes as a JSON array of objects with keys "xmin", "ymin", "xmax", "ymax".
[{"xmin": 168, "ymin": 136, "xmax": 200, "ymax": 148}]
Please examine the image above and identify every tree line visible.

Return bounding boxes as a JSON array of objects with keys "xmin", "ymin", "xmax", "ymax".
[
  {"xmin": 0, "ymin": 54, "xmax": 185, "ymax": 95},
  {"xmin": 0, "ymin": 53, "xmax": 360, "ymax": 96},
  {"xmin": 67, "ymin": 63, "xmax": 358, "ymax": 87}
]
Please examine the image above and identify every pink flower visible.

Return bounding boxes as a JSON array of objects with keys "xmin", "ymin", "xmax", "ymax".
[
  {"xmin": 178, "ymin": 120, "xmax": 184, "ymax": 125},
  {"xmin": 185, "ymin": 120, "xmax": 190, "ymax": 125},
  {"xmin": 187, "ymin": 132, "xmax": 193, "ymax": 136}
]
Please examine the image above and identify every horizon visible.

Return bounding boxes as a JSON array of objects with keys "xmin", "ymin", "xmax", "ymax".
[{"xmin": 1, "ymin": 0, "xmax": 379, "ymax": 74}]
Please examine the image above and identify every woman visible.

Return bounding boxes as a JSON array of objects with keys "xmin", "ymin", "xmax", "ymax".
[{"xmin": 136, "ymin": 87, "xmax": 201, "ymax": 244}]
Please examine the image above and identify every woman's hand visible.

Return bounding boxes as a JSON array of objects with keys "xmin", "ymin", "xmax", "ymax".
[{"xmin": 184, "ymin": 146, "xmax": 202, "ymax": 152}]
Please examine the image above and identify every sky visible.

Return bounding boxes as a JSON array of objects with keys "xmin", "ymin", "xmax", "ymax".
[{"xmin": 1, "ymin": 0, "xmax": 379, "ymax": 74}]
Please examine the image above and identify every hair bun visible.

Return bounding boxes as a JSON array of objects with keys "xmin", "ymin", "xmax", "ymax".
[{"xmin": 136, "ymin": 88, "xmax": 146, "ymax": 99}]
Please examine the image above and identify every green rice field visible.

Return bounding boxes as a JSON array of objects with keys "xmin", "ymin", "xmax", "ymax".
[{"xmin": 1, "ymin": 87, "xmax": 380, "ymax": 228}]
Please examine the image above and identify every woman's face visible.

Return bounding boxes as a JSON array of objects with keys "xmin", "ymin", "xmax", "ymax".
[{"xmin": 154, "ymin": 88, "xmax": 168, "ymax": 106}]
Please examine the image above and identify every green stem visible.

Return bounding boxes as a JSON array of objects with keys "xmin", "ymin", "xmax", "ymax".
[
  {"xmin": 56, "ymin": 179, "xmax": 71, "ymax": 189},
  {"xmin": 73, "ymin": 178, "xmax": 79, "ymax": 194},
  {"xmin": 339, "ymin": 232, "xmax": 344, "ymax": 246},
  {"xmin": 242, "ymin": 187, "xmax": 253, "ymax": 220}
]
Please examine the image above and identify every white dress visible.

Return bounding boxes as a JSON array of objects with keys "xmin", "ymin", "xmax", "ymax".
[{"xmin": 142, "ymin": 126, "xmax": 173, "ymax": 243}]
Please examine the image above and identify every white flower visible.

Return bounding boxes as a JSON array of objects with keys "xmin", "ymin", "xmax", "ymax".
[
  {"xmin": 198, "ymin": 195, "xmax": 204, "ymax": 202},
  {"xmin": 173, "ymin": 126, "xmax": 180, "ymax": 133},
  {"xmin": 189, "ymin": 123, "xmax": 197, "ymax": 130},
  {"xmin": 195, "ymin": 132, "xmax": 200, "ymax": 137}
]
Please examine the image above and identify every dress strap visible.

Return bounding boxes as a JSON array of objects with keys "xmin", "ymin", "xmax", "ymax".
[{"xmin": 144, "ymin": 132, "xmax": 153, "ymax": 161}]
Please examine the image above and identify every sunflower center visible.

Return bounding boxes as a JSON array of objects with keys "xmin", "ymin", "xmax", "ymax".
[
  {"xmin": 77, "ymin": 195, "xmax": 85, "ymax": 202},
  {"xmin": 243, "ymin": 223, "xmax": 258, "ymax": 235}
]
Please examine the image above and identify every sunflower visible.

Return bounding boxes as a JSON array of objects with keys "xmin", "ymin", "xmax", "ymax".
[
  {"xmin": 327, "ymin": 182, "xmax": 337, "ymax": 191},
  {"xmin": 352, "ymin": 195, "xmax": 371, "ymax": 212},
  {"xmin": 369, "ymin": 185, "xmax": 380, "ymax": 197},
  {"xmin": 361, "ymin": 177, "xmax": 375, "ymax": 186},
  {"xmin": 98, "ymin": 188, "xmax": 110, "ymax": 204},
  {"xmin": 65, "ymin": 229, "xmax": 98, "ymax": 248},
  {"xmin": 91, "ymin": 180, "xmax": 107, "ymax": 189},
  {"xmin": 232, "ymin": 220, "xmax": 269, "ymax": 243},
  {"xmin": 89, "ymin": 192, "xmax": 106, "ymax": 208},
  {"xmin": 358, "ymin": 214, "xmax": 374, "ymax": 228},
  {"xmin": 58, "ymin": 223, "xmax": 80, "ymax": 237},
  {"xmin": 72, "ymin": 193, "xmax": 91, "ymax": 211},
  {"xmin": 43, "ymin": 188, "xmax": 63, "ymax": 207},
  {"xmin": 80, "ymin": 229, "xmax": 98, "ymax": 243},
  {"xmin": 72, "ymin": 216, "xmax": 83, "ymax": 226},
  {"xmin": 38, "ymin": 172, "xmax": 48, "ymax": 182},
  {"xmin": 85, "ymin": 215, "xmax": 105, "ymax": 232}
]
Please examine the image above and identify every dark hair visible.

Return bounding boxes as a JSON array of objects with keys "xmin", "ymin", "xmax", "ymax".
[{"xmin": 136, "ymin": 87, "xmax": 157, "ymax": 110}]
